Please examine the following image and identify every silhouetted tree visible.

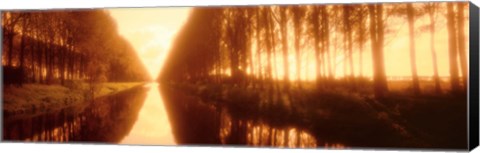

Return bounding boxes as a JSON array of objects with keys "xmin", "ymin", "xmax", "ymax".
[
  {"xmin": 423, "ymin": 2, "xmax": 441, "ymax": 93},
  {"xmin": 368, "ymin": 4, "xmax": 389, "ymax": 99},
  {"xmin": 291, "ymin": 6, "xmax": 305, "ymax": 87},
  {"xmin": 456, "ymin": 2, "xmax": 467, "ymax": 90},
  {"xmin": 279, "ymin": 6, "xmax": 290, "ymax": 89},
  {"xmin": 353, "ymin": 5, "xmax": 368, "ymax": 78},
  {"xmin": 343, "ymin": 5, "xmax": 355, "ymax": 81},
  {"xmin": 446, "ymin": 2, "xmax": 461, "ymax": 93},
  {"xmin": 406, "ymin": 3, "xmax": 421, "ymax": 95}
]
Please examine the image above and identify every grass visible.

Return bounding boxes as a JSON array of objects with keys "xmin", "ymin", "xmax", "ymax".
[{"xmin": 3, "ymin": 82, "xmax": 145, "ymax": 119}]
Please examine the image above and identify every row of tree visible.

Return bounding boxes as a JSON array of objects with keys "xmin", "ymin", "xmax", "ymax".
[
  {"xmin": 2, "ymin": 10, "xmax": 150, "ymax": 86},
  {"xmin": 160, "ymin": 2, "xmax": 469, "ymax": 98}
]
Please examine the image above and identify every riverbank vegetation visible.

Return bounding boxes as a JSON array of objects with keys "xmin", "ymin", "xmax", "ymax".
[{"xmin": 3, "ymin": 82, "xmax": 145, "ymax": 119}]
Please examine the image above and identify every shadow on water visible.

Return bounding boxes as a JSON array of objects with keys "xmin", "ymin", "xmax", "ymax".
[
  {"xmin": 159, "ymin": 84, "xmax": 343, "ymax": 149},
  {"xmin": 159, "ymin": 81, "xmax": 470, "ymax": 150},
  {"xmin": 3, "ymin": 85, "xmax": 149, "ymax": 143}
]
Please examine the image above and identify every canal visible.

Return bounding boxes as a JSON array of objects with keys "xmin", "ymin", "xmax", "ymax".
[{"xmin": 3, "ymin": 83, "xmax": 322, "ymax": 148}]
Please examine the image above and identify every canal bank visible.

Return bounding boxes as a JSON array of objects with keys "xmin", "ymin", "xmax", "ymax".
[
  {"xmin": 3, "ymin": 82, "xmax": 177, "ymax": 145},
  {"xmin": 2, "ymin": 82, "xmax": 146, "ymax": 119},
  {"xmin": 3, "ymin": 84, "xmax": 150, "ymax": 142}
]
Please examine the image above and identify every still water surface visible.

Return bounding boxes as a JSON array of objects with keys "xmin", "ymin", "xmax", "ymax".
[
  {"xmin": 3, "ymin": 83, "xmax": 326, "ymax": 148},
  {"xmin": 120, "ymin": 83, "xmax": 175, "ymax": 145}
]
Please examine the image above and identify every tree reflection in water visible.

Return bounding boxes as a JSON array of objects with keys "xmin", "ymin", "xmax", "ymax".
[
  {"xmin": 3, "ymin": 86, "xmax": 149, "ymax": 143},
  {"xmin": 159, "ymin": 84, "xmax": 346, "ymax": 149},
  {"xmin": 219, "ymin": 108, "xmax": 318, "ymax": 148}
]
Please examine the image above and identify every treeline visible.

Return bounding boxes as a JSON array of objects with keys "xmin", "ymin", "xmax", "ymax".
[
  {"xmin": 2, "ymin": 10, "xmax": 149, "ymax": 86},
  {"xmin": 160, "ymin": 2, "xmax": 469, "ymax": 98}
]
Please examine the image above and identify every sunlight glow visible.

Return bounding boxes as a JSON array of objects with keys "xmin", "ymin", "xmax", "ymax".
[{"xmin": 109, "ymin": 7, "xmax": 192, "ymax": 80}]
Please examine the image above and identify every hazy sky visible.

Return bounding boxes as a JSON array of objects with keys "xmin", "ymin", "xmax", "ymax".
[{"xmin": 109, "ymin": 7, "xmax": 192, "ymax": 79}]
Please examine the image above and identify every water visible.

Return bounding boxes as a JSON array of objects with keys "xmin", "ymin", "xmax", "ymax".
[
  {"xmin": 2, "ymin": 82, "xmax": 330, "ymax": 148},
  {"xmin": 119, "ymin": 83, "xmax": 175, "ymax": 145}
]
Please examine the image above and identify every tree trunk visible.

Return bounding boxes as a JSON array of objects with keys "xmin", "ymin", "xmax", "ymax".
[
  {"xmin": 256, "ymin": 9, "xmax": 263, "ymax": 88},
  {"xmin": 456, "ymin": 2, "xmax": 467, "ymax": 90},
  {"xmin": 322, "ymin": 6, "xmax": 332, "ymax": 80},
  {"xmin": 376, "ymin": 4, "xmax": 388, "ymax": 95},
  {"xmin": 446, "ymin": 3, "xmax": 461, "ymax": 93},
  {"xmin": 60, "ymin": 43, "xmax": 66, "ymax": 85},
  {"xmin": 7, "ymin": 32, "xmax": 15, "ymax": 67},
  {"xmin": 280, "ymin": 7, "xmax": 290, "ymax": 89},
  {"xmin": 264, "ymin": 8, "xmax": 273, "ymax": 87},
  {"xmin": 31, "ymin": 32, "xmax": 37, "ymax": 83},
  {"xmin": 358, "ymin": 6, "xmax": 365, "ymax": 78},
  {"xmin": 344, "ymin": 6, "xmax": 354, "ymax": 81},
  {"xmin": 249, "ymin": 38, "xmax": 255, "ymax": 88},
  {"xmin": 45, "ymin": 42, "xmax": 51, "ymax": 84},
  {"xmin": 268, "ymin": 11, "xmax": 279, "ymax": 91},
  {"xmin": 70, "ymin": 46, "xmax": 75, "ymax": 80},
  {"xmin": 19, "ymin": 24, "xmax": 26, "ymax": 71},
  {"xmin": 369, "ymin": 4, "xmax": 389, "ymax": 99},
  {"xmin": 347, "ymin": 8, "xmax": 354, "ymax": 86},
  {"xmin": 292, "ymin": 7, "xmax": 302, "ymax": 87},
  {"xmin": 407, "ymin": 3, "xmax": 421, "ymax": 95},
  {"xmin": 312, "ymin": 8, "xmax": 321, "ymax": 86},
  {"xmin": 19, "ymin": 36, "xmax": 26, "ymax": 85},
  {"xmin": 428, "ymin": 4, "xmax": 441, "ymax": 93},
  {"xmin": 39, "ymin": 42, "xmax": 44, "ymax": 84},
  {"xmin": 48, "ymin": 42, "xmax": 54, "ymax": 84}
]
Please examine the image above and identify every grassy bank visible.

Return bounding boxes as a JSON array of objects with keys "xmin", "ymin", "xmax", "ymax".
[{"xmin": 3, "ymin": 82, "xmax": 145, "ymax": 119}]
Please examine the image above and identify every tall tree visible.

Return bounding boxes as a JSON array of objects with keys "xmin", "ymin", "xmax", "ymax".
[
  {"xmin": 310, "ymin": 6, "xmax": 322, "ymax": 86},
  {"xmin": 369, "ymin": 4, "xmax": 389, "ymax": 99},
  {"xmin": 456, "ymin": 2, "xmax": 467, "ymax": 90},
  {"xmin": 406, "ymin": 3, "xmax": 421, "ymax": 95},
  {"xmin": 424, "ymin": 2, "xmax": 441, "ymax": 93},
  {"xmin": 321, "ymin": 6, "xmax": 333, "ymax": 80},
  {"xmin": 279, "ymin": 6, "xmax": 290, "ymax": 89},
  {"xmin": 255, "ymin": 7, "xmax": 264, "ymax": 87},
  {"xmin": 292, "ymin": 6, "xmax": 305, "ymax": 87},
  {"xmin": 446, "ymin": 2, "xmax": 461, "ymax": 93},
  {"xmin": 343, "ymin": 5, "xmax": 355, "ymax": 80},
  {"xmin": 19, "ymin": 13, "xmax": 31, "ymax": 79},
  {"xmin": 355, "ymin": 5, "xmax": 368, "ymax": 78}
]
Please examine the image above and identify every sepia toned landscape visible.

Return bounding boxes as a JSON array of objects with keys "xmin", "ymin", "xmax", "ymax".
[{"xmin": 2, "ymin": 1, "xmax": 470, "ymax": 150}]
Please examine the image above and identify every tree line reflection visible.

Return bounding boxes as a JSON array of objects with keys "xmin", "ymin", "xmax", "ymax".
[
  {"xmin": 159, "ymin": 84, "xmax": 345, "ymax": 148},
  {"xmin": 3, "ymin": 86, "xmax": 148, "ymax": 143}
]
